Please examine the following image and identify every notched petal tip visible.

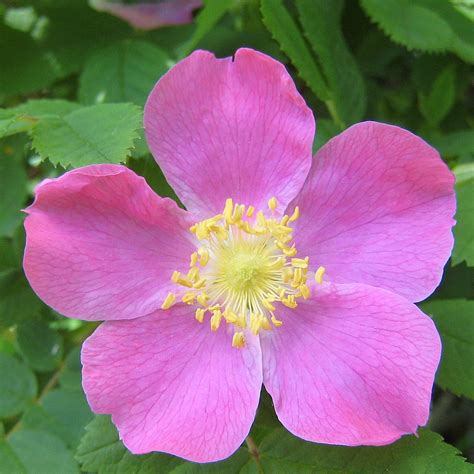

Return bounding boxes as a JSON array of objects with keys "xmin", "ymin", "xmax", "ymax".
[{"xmin": 144, "ymin": 46, "xmax": 314, "ymax": 217}]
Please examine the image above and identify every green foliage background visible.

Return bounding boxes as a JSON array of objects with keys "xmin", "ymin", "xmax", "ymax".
[{"xmin": 0, "ymin": 0, "xmax": 473, "ymax": 472}]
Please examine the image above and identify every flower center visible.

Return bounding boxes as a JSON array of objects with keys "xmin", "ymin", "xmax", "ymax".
[{"xmin": 161, "ymin": 197, "xmax": 325, "ymax": 348}]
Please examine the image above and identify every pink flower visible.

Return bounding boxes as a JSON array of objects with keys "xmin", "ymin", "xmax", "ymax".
[
  {"xmin": 23, "ymin": 49, "xmax": 456, "ymax": 463},
  {"xmin": 90, "ymin": 0, "xmax": 202, "ymax": 30}
]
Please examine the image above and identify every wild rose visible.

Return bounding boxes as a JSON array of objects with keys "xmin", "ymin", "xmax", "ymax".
[
  {"xmin": 90, "ymin": 0, "xmax": 202, "ymax": 30},
  {"xmin": 23, "ymin": 48, "xmax": 455, "ymax": 463}
]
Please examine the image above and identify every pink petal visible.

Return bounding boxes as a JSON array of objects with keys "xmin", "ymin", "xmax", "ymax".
[
  {"xmin": 291, "ymin": 121, "xmax": 455, "ymax": 302},
  {"xmin": 261, "ymin": 282, "xmax": 441, "ymax": 446},
  {"xmin": 91, "ymin": 0, "xmax": 202, "ymax": 30},
  {"xmin": 24, "ymin": 164, "xmax": 195, "ymax": 321},
  {"xmin": 82, "ymin": 305, "xmax": 262, "ymax": 462},
  {"xmin": 144, "ymin": 48, "xmax": 315, "ymax": 216}
]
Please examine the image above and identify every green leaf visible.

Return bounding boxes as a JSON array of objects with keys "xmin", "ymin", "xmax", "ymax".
[
  {"xmin": 76, "ymin": 416, "xmax": 251, "ymax": 473},
  {"xmin": 256, "ymin": 428, "xmax": 471, "ymax": 473},
  {"xmin": 0, "ymin": 269, "xmax": 42, "ymax": 329},
  {"xmin": 17, "ymin": 321, "xmax": 63, "ymax": 372},
  {"xmin": 296, "ymin": 0, "xmax": 367, "ymax": 126},
  {"xmin": 79, "ymin": 40, "xmax": 170, "ymax": 106},
  {"xmin": 42, "ymin": 390, "xmax": 94, "ymax": 449},
  {"xmin": 76, "ymin": 416, "xmax": 183, "ymax": 473},
  {"xmin": 180, "ymin": 0, "xmax": 235, "ymax": 56},
  {"xmin": 4, "ymin": 7, "xmax": 38, "ymax": 33},
  {"xmin": 260, "ymin": 0, "xmax": 330, "ymax": 101},
  {"xmin": 454, "ymin": 163, "xmax": 474, "ymax": 184},
  {"xmin": 0, "ymin": 439, "xmax": 26, "ymax": 474},
  {"xmin": 422, "ymin": 299, "xmax": 474, "ymax": 399},
  {"xmin": 22, "ymin": 389, "xmax": 94, "ymax": 450},
  {"xmin": 0, "ymin": 353, "xmax": 37, "ymax": 418},
  {"xmin": 36, "ymin": 5, "xmax": 127, "ymax": 78},
  {"xmin": 431, "ymin": 130, "xmax": 474, "ymax": 162},
  {"xmin": 0, "ymin": 152, "xmax": 28, "ymax": 237},
  {"xmin": 419, "ymin": 65, "xmax": 456, "ymax": 126},
  {"xmin": 59, "ymin": 348, "xmax": 83, "ymax": 391},
  {"xmin": 128, "ymin": 155, "xmax": 179, "ymax": 202},
  {"xmin": 31, "ymin": 103, "xmax": 143, "ymax": 168},
  {"xmin": 360, "ymin": 0, "xmax": 474, "ymax": 63},
  {"xmin": 77, "ymin": 419, "xmax": 472, "ymax": 473},
  {"xmin": 0, "ymin": 25, "xmax": 59, "ymax": 100},
  {"xmin": 11, "ymin": 99, "xmax": 82, "ymax": 118},
  {"xmin": 0, "ymin": 100, "xmax": 82, "ymax": 139},
  {"xmin": 452, "ymin": 175, "xmax": 474, "ymax": 266},
  {"xmin": 313, "ymin": 119, "xmax": 340, "ymax": 153},
  {"xmin": 0, "ymin": 239, "xmax": 18, "ymax": 273},
  {"xmin": 7, "ymin": 430, "xmax": 79, "ymax": 473}
]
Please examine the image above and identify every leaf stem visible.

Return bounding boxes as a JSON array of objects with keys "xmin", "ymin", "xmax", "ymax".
[{"xmin": 246, "ymin": 435, "xmax": 264, "ymax": 472}]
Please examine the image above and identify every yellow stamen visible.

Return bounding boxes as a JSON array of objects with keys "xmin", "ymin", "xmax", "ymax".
[
  {"xmin": 315, "ymin": 266, "xmax": 326, "ymax": 284},
  {"xmin": 289, "ymin": 206, "xmax": 300, "ymax": 222},
  {"xmin": 187, "ymin": 267, "xmax": 199, "ymax": 282},
  {"xmin": 171, "ymin": 271, "xmax": 193, "ymax": 288},
  {"xmin": 190, "ymin": 252, "xmax": 198, "ymax": 267},
  {"xmin": 161, "ymin": 292, "xmax": 176, "ymax": 310},
  {"xmin": 195, "ymin": 308, "xmax": 205, "ymax": 323},
  {"xmin": 291, "ymin": 268, "xmax": 303, "ymax": 288},
  {"xmin": 232, "ymin": 332, "xmax": 246, "ymax": 348},
  {"xmin": 210, "ymin": 309, "xmax": 222, "ymax": 331},
  {"xmin": 299, "ymin": 283, "xmax": 310, "ymax": 300},
  {"xmin": 271, "ymin": 313, "xmax": 283, "ymax": 327},
  {"xmin": 223, "ymin": 198, "xmax": 234, "ymax": 222},
  {"xmin": 291, "ymin": 257, "xmax": 309, "ymax": 269},
  {"xmin": 262, "ymin": 298, "xmax": 276, "ymax": 312},
  {"xmin": 197, "ymin": 292, "xmax": 209, "ymax": 306},
  {"xmin": 282, "ymin": 294, "xmax": 297, "ymax": 309},
  {"xmin": 193, "ymin": 278, "xmax": 206, "ymax": 289},
  {"xmin": 164, "ymin": 197, "xmax": 323, "ymax": 347},
  {"xmin": 198, "ymin": 247, "xmax": 209, "ymax": 266},
  {"xmin": 182, "ymin": 292, "xmax": 195, "ymax": 304},
  {"xmin": 268, "ymin": 196, "xmax": 277, "ymax": 211}
]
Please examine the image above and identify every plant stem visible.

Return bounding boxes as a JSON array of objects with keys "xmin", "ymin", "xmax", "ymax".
[{"xmin": 246, "ymin": 435, "xmax": 264, "ymax": 473}]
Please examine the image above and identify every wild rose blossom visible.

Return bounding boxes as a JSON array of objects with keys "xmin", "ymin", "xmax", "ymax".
[
  {"xmin": 24, "ymin": 48, "xmax": 456, "ymax": 463},
  {"xmin": 90, "ymin": 0, "xmax": 202, "ymax": 30}
]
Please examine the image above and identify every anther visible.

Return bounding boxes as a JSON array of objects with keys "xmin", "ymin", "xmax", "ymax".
[
  {"xmin": 197, "ymin": 292, "xmax": 209, "ymax": 306},
  {"xmin": 299, "ymin": 284, "xmax": 310, "ymax": 299},
  {"xmin": 315, "ymin": 266, "xmax": 326, "ymax": 284},
  {"xmin": 190, "ymin": 252, "xmax": 198, "ymax": 267},
  {"xmin": 195, "ymin": 308, "xmax": 205, "ymax": 323},
  {"xmin": 161, "ymin": 292, "xmax": 176, "ymax": 310},
  {"xmin": 289, "ymin": 206, "xmax": 300, "ymax": 222},
  {"xmin": 268, "ymin": 196, "xmax": 277, "ymax": 211},
  {"xmin": 223, "ymin": 198, "xmax": 234, "ymax": 222},
  {"xmin": 187, "ymin": 267, "xmax": 199, "ymax": 281},
  {"xmin": 198, "ymin": 247, "xmax": 209, "ymax": 266},
  {"xmin": 262, "ymin": 298, "xmax": 276, "ymax": 312},
  {"xmin": 291, "ymin": 257, "xmax": 309, "ymax": 269},
  {"xmin": 232, "ymin": 332, "xmax": 246, "ymax": 349},
  {"xmin": 182, "ymin": 292, "xmax": 195, "ymax": 304},
  {"xmin": 271, "ymin": 313, "xmax": 283, "ymax": 327},
  {"xmin": 193, "ymin": 278, "xmax": 206, "ymax": 289},
  {"xmin": 210, "ymin": 310, "xmax": 222, "ymax": 331}
]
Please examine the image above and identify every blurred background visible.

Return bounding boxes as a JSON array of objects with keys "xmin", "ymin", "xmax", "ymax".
[{"xmin": 0, "ymin": 0, "xmax": 473, "ymax": 472}]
